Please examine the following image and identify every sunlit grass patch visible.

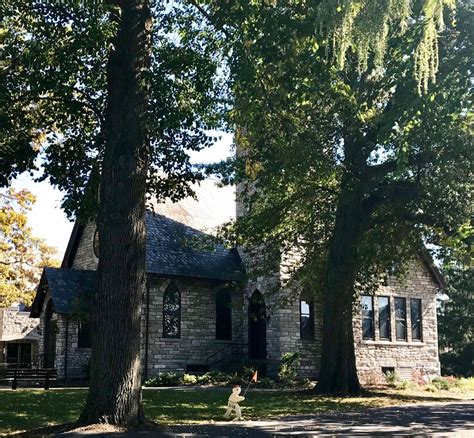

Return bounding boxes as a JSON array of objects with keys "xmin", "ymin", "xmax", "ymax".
[{"xmin": 0, "ymin": 384, "xmax": 473, "ymax": 434}]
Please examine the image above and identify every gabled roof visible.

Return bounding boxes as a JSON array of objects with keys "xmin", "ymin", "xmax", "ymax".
[
  {"xmin": 419, "ymin": 248, "xmax": 447, "ymax": 290},
  {"xmin": 145, "ymin": 213, "xmax": 244, "ymax": 282},
  {"xmin": 30, "ymin": 268, "xmax": 96, "ymax": 317},
  {"xmin": 61, "ymin": 222, "xmax": 84, "ymax": 269},
  {"xmin": 30, "ymin": 183, "xmax": 245, "ymax": 317}
]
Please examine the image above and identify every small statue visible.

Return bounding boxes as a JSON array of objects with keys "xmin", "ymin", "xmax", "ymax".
[{"xmin": 224, "ymin": 385, "xmax": 245, "ymax": 421}]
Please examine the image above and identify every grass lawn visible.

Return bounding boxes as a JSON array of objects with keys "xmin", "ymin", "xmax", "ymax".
[{"xmin": 0, "ymin": 385, "xmax": 473, "ymax": 435}]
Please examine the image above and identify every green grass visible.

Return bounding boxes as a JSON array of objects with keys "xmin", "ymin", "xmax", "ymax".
[{"xmin": 0, "ymin": 386, "xmax": 472, "ymax": 435}]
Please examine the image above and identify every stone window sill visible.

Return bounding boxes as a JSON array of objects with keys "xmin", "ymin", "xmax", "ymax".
[
  {"xmin": 361, "ymin": 340, "xmax": 426, "ymax": 347},
  {"xmin": 161, "ymin": 337, "xmax": 181, "ymax": 342}
]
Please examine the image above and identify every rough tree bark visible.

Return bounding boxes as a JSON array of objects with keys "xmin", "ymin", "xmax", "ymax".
[
  {"xmin": 79, "ymin": 0, "xmax": 151, "ymax": 425},
  {"xmin": 315, "ymin": 170, "xmax": 364, "ymax": 395}
]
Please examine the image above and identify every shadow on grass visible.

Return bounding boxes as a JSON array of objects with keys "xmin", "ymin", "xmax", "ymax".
[
  {"xmin": 1, "ymin": 387, "xmax": 471, "ymax": 434},
  {"xmin": 0, "ymin": 389, "xmax": 87, "ymax": 435},
  {"xmin": 14, "ymin": 422, "xmax": 79, "ymax": 438},
  {"xmin": 366, "ymin": 389, "xmax": 465, "ymax": 404}
]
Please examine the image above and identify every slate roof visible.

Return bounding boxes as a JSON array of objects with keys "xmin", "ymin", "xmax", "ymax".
[
  {"xmin": 146, "ymin": 212, "xmax": 245, "ymax": 281},
  {"xmin": 30, "ymin": 268, "xmax": 96, "ymax": 317},
  {"xmin": 145, "ymin": 178, "xmax": 245, "ymax": 281},
  {"xmin": 32, "ymin": 181, "xmax": 245, "ymax": 316}
]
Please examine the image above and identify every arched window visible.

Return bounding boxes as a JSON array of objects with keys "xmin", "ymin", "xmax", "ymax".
[
  {"xmin": 300, "ymin": 291, "xmax": 315, "ymax": 340},
  {"xmin": 216, "ymin": 289, "xmax": 232, "ymax": 340},
  {"xmin": 163, "ymin": 284, "xmax": 181, "ymax": 338}
]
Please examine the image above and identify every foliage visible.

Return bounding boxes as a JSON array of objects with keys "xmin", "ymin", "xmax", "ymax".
[
  {"xmin": 384, "ymin": 371, "xmax": 399, "ymax": 386},
  {"xmin": 394, "ymin": 380, "xmax": 416, "ymax": 390},
  {"xmin": 181, "ymin": 373, "xmax": 198, "ymax": 385},
  {"xmin": 0, "ymin": 0, "xmax": 225, "ymax": 218},
  {"xmin": 196, "ymin": 0, "xmax": 456, "ymax": 95},
  {"xmin": 219, "ymin": 1, "xmax": 472, "ymax": 294},
  {"xmin": 144, "ymin": 372, "xmax": 183, "ymax": 387},
  {"xmin": 458, "ymin": 377, "xmax": 474, "ymax": 391},
  {"xmin": 431, "ymin": 376, "xmax": 457, "ymax": 390},
  {"xmin": 0, "ymin": 188, "xmax": 59, "ymax": 306},
  {"xmin": 204, "ymin": 0, "xmax": 472, "ymax": 393},
  {"xmin": 278, "ymin": 352, "xmax": 302, "ymax": 384},
  {"xmin": 438, "ymin": 265, "xmax": 474, "ymax": 377},
  {"xmin": 440, "ymin": 346, "xmax": 474, "ymax": 377}
]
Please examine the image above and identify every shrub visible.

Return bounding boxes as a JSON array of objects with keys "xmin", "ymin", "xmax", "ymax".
[
  {"xmin": 227, "ymin": 372, "xmax": 245, "ymax": 386},
  {"xmin": 181, "ymin": 373, "xmax": 198, "ymax": 385},
  {"xmin": 431, "ymin": 377, "xmax": 452, "ymax": 390},
  {"xmin": 457, "ymin": 377, "xmax": 474, "ymax": 391},
  {"xmin": 278, "ymin": 352, "xmax": 301, "ymax": 384},
  {"xmin": 256, "ymin": 377, "xmax": 275, "ymax": 389},
  {"xmin": 395, "ymin": 380, "xmax": 416, "ymax": 390},
  {"xmin": 144, "ymin": 372, "xmax": 182, "ymax": 387},
  {"xmin": 206, "ymin": 371, "xmax": 231, "ymax": 383},
  {"xmin": 424, "ymin": 384, "xmax": 437, "ymax": 392},
  {"xmin": 384, "ymin": 371, "xmax": 399, "ymax": 386}
]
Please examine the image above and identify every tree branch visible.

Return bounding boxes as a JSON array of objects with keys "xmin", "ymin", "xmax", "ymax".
[
  {"xmin": 365, "ymin": 150, "xmax": 435, "ymax": 179},
  {"xmin": 362, "ymin": 180, "xmax": 420, "ymax": 215},
  {"xmin": 187, "ymin": 0, "xmax": 232, "ymax": 39}
]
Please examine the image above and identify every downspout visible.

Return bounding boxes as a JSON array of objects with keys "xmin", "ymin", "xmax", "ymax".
[
  {"xmin": 144, "ymin": 282, "xmax": 150, "ymax": 381},
  {"xmin": 64, "ymin": 316, "xmax": 69, "ymax": 380}
]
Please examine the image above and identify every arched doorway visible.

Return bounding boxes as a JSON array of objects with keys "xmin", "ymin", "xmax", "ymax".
[
  {"xmin": 248, "ymin": 290, "xmax": 267, "ymax": 360},
  {"xmin": 43, "ymin": 299, "xmax": 57, "ymax": 368}
]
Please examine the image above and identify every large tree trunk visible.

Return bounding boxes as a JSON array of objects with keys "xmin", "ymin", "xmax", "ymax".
[
  {"xmin": 79, "ymin": 0, "xmax": 151, "ymax": 426},
  {"xmin": 315, "ymin": 177, "xmax": 364, "ymax": 395}
]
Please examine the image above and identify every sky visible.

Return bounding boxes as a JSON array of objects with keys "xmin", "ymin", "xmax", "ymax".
[{"xmin": 9, "ymin": 132, "xmax": 233, "ymax": 259}]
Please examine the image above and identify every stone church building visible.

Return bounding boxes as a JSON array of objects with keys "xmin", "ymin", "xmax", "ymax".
[{"xmin": 30, "ymin": 179, "xmax": 445, "ymax": 381}]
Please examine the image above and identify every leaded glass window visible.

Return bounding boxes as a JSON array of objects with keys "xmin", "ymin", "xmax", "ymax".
[
  {"xmin": 163, "ymin": 284, "xmax": 181, "ymax": 338},
  {"xmin": 395, "ymin": 297, "xmax": 407, "ymax": 341},
  {"xmin": 300, "ymin": 292, "xmax": 315, "ymax": 340},
  {"xmin": 378, "ymin": 296, "xmax": 391, "ymax": 340},
  {"xmin": 362, "ymin": 295, "xmax": 374, "ymax": 340},
  {"xmin": 411, "ymin": 298, "xmax": 422, "ymax": 341}
]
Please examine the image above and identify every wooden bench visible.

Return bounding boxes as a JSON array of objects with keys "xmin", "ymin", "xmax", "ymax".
[{"xmin": 4, "ymin": 368, "xmax": 57, "ymax": 390}]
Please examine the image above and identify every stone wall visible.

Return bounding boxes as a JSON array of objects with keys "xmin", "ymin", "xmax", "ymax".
[
  {"xmin": 0, "ymin": 308, "xmax": 40, "ymax": 364},
  {"xmin": 44, "ymin": 276, "xmax": 244, "ymax": 379},
  {"xmin": 0, "ymin": 308, "xmax": 40, "ymax": 341},
  {"xmin": 35, "ymin": 296, "xmax": 89, "ymax": 378},
  {"xmin": 242, "ymin": 276, "xmax": 321, "ymax": 378},
  {"xmin": 72, "ymin": 222, "xmax": 98, "ymax": 270},
  {"xmin": 59, "ymin": 317, "xmax": 91, "ymax": 379},
  {"xmin": 145, "ymin": 277, "xmax": 244, "ymax": 376},
  {"xmin": 354, "ymin": 260, "xmax": 441, "ymax": 383}
]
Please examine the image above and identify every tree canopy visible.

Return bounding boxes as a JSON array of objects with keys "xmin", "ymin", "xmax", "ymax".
[
  {"xmin": 0, "ymin": 0, "xmax": 225, "ymax": 217},
  {"xmin": 0, "ymin": 188, "xmax": 59, "ymax": 307},
  {"xmin": 214, "ymin": 0, "xmax": 472, "ymax": 292},
  {"xmin": 206, "ymin": 1, "xmax": 473, "ymax": 392},
  {"xmin": 0, "ymin": 0, "xmax": 471, "ymax": 414}
]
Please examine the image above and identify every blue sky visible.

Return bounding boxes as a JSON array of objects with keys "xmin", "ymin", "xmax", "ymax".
[{"xmin": 10, "ymin": 132, "xmax": 233, "ymax": 259}]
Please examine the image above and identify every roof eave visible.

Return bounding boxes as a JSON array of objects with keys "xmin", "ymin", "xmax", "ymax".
[{"xmin": 419, "ymin": 249, "xmax": 448, "ymax": 290}]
